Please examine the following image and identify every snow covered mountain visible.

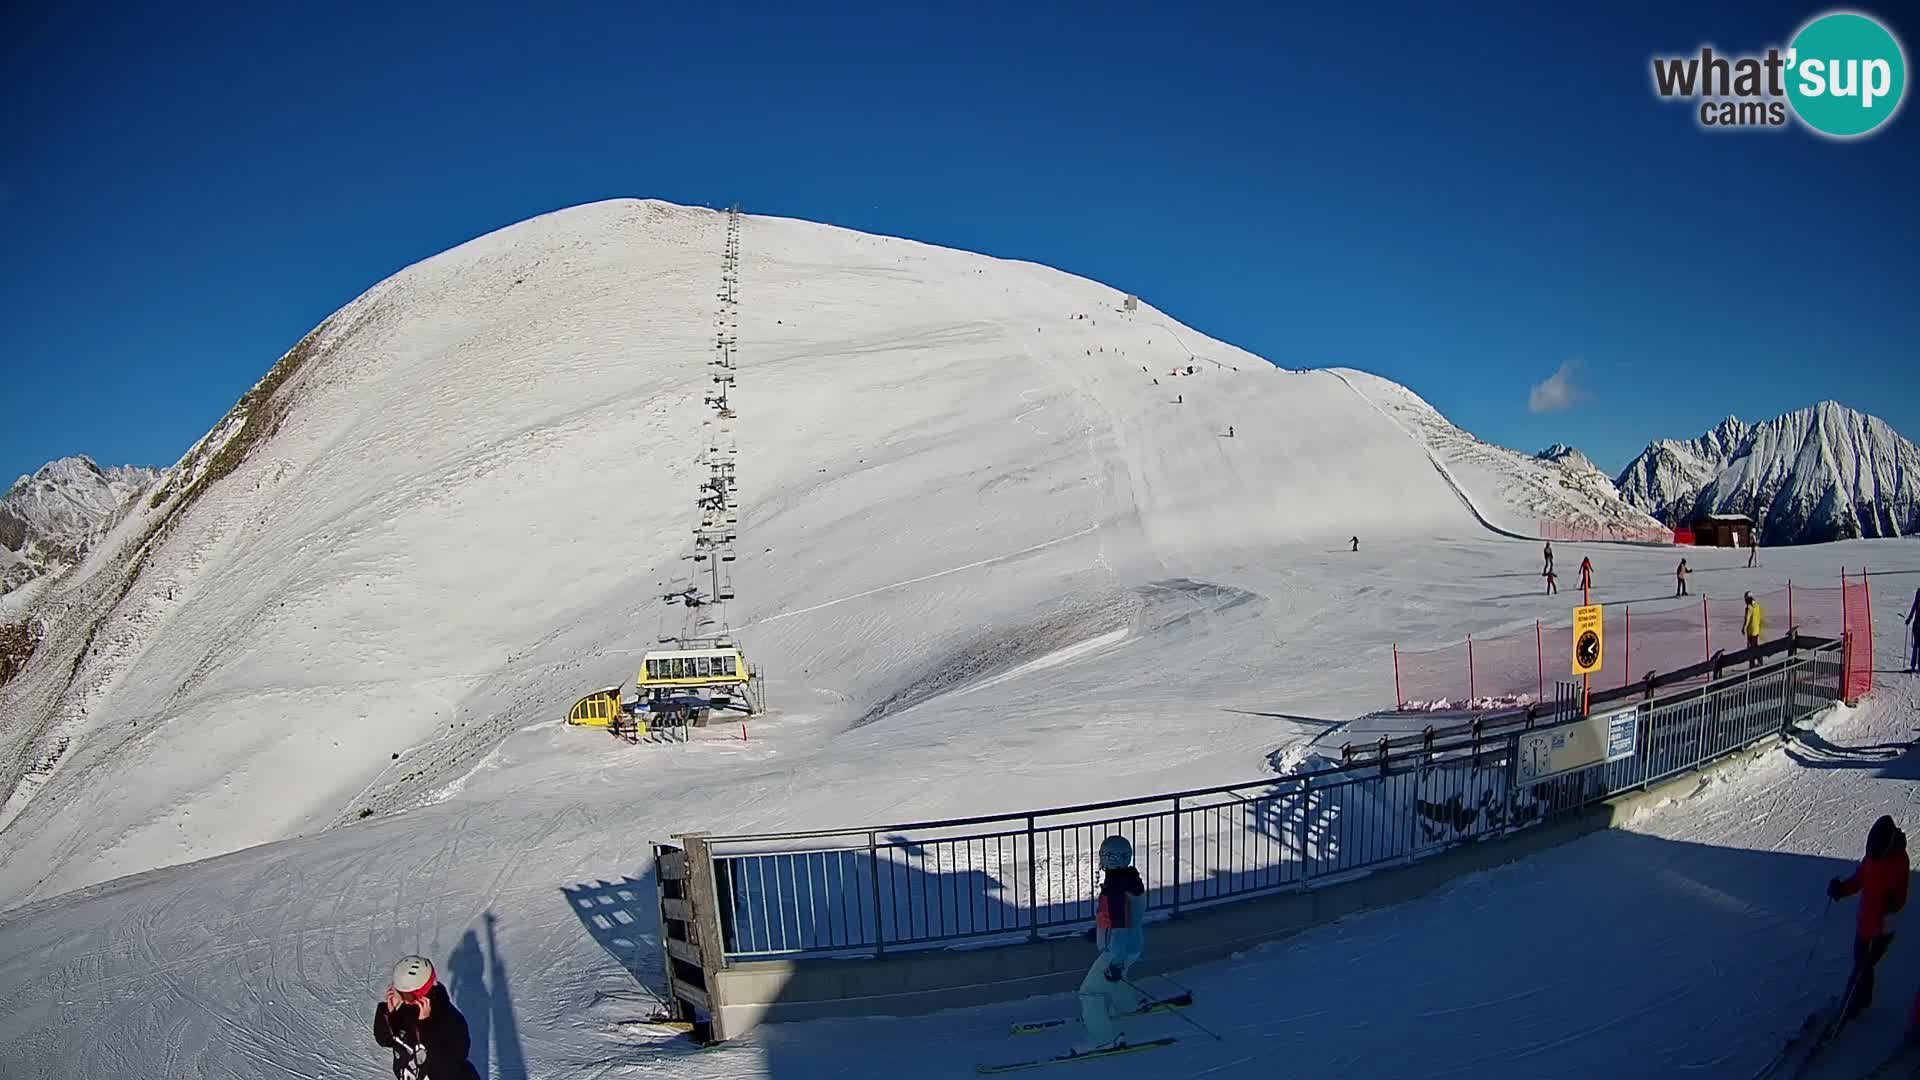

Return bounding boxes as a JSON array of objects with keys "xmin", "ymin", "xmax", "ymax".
[
  {"xmin": 1331, "ymin": 372, "xmax": 1668, "ymax": 540},
  {"xmin": 1617, "ymin": 405, "xmax": 1920, "ymax": 544},
  {"xmin": 1535, "ymin": 443, "xmax": 1600, "ymax": 474},
  {"xmin": 1615, "ymin": 417, "xmax": 1749, "ymax": 523},
  {"xmin": 0, "ymin": 456, "xmax": 156, "ymax": 596},
  {"xmin": 0, "ymin": 199, "xmax": 1651, "ymax": 909}
]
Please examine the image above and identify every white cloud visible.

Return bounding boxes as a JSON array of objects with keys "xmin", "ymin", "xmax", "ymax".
[{"xmin": 1528, "ymin": 359, "xmax": 1587, "ymax": 414}]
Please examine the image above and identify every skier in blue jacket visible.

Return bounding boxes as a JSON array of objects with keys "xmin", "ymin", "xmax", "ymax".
[{"xmin": 1077, "ymin": 835, "xmax": 1148, "ymax": 1054}]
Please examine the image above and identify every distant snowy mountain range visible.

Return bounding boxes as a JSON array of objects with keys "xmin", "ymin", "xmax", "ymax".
[
  {"xmin": 0, "ymin": 457, "xmax": 157, "ymax": 595},
  {"xmin": 1616, "ymin": 403, "xmax": 1920, "ymax": 545}
]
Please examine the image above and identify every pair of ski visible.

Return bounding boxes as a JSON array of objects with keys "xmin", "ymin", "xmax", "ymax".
[
  {"xmin": 1754, "ymin": 991, "xmax": 1856, "ymax": 1080},
  {"xmin": 1755, "ymin": 976, "xmax": 1915, "ymax": 1080},
  {"xmin": 974, "ymin": 992, "xmax": 1193, "ymax": 1073}
]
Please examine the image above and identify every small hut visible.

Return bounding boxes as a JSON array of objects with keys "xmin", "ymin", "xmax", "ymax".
[
  {"xmin": 1122, "ymin": 294, "xmax": 1139, "ymax": 313},
  {"xmin": 1690, "ymin": 512, "xmax": 1755, "ymax": 548}
]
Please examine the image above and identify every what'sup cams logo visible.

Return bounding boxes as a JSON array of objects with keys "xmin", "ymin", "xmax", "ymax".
[{"xmin": 1651, "ymin": 10, "xmax": 1907, "ymax": 137}]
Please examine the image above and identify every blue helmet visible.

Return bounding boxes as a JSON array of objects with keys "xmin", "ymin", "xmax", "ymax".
[{"xmin": 1099, "ymin": 835, "xmax": 1133, "ymax": 870}]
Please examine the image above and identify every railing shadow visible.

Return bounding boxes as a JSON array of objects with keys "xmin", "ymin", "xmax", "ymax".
[
  {"xmin": 444, "ymin": 912, "xmax": 528, "ymax": 1080},
  {"xmin": 1786, "ymin": 729, "xmax": 1920, "ymax": 778},
  {"xmin": 750, "ymin": 832, "xmax": 1869, "ymax": 1079},
  {"xmin": 562, "ymin": 872, "xmax": 669, "ymax": 1009}
]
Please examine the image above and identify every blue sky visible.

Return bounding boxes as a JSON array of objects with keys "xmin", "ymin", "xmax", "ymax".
[{"xmin": 2, "ymin": 1, "xmax": 1914, "ymax": 483}]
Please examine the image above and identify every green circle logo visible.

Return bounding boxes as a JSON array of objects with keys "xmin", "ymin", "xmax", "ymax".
[{"xmin": 1787, "ymin": 11, "xmax": 1907, "ymax": 137}]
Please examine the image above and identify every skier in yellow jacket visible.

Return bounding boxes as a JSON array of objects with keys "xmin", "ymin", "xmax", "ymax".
[{"xmin": 1743, "ymin": 592, "xmax": 1765, "ymax": 667}]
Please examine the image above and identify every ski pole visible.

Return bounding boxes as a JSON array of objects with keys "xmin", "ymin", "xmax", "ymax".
[
  {"xmin": 1122, "ymin": 975, "xmax": 1222, "ymax": 1042},
  {"xmin": 1152, "ymin": 971, "xmax": 1194, "ymax": 997},
  {"xmin": 1801, "ymin": 899, "xmax": 1833, "ymax": 973}
]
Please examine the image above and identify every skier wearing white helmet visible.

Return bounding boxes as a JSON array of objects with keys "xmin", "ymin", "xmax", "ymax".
[
  {"xmin": 1076, "ymin": 834, "xmax": 1148, "ymax": 1054},
  {"xmin": 373, "ymin": 955, "xmax": 481, "ymax": 1080}
]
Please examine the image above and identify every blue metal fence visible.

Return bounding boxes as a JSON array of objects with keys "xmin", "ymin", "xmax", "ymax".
[{"xmin": 698, "ymin": 641, "xmax": 1844, "ymax": 960}]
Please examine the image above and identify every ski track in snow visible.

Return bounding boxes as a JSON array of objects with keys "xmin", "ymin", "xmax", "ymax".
[{"xmin": 750, "ymin": 523, "xmax": 1101, "ymax": 626}]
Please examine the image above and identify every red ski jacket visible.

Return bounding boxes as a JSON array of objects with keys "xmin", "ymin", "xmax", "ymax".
[{"xmin": 1835, "ymin": 839, "xmax": 1910, "ymax": 940}]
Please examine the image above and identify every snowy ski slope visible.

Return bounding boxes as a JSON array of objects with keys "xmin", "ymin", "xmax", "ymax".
[
  {"xmin": 0, "ymin": 549, "xmax": 1913, "ymax": 1080},
  {"xmin": 2, "ymin": 199, "xmax": 1918, "ymax": 1080}
]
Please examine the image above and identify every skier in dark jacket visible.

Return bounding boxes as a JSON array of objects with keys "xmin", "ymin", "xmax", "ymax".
[
  {"xmin": 1827, "ymin": 816, "xmax": 1910, "ymax": 1021},
  {"xmin": 373, "ymin": 956, "xmax": 482, "ymax": 1080},
  {"xmin": 1904, "ymin": 587, "xmax": 1919, "ymax": 672}
]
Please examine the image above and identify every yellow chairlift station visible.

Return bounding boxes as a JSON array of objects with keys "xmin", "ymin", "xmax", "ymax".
[{"xmin": 637, "ymin": 645, "xmax": 750, "ymax": 690}]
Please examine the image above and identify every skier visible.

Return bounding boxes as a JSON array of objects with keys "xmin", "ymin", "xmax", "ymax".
[
  {"xmin": 1351, "ymin": 536, "xmax": 1359, "ymax": 553},
  {"xmin": 1827, "ymin": 816, "xmax": 1909, "ymax": 1022},
  {"xmin": 1743, "ymin": 592, "xmax": 1765, "ymax": 666},
  {"xmin": 1675, "ymin": 558, "xmax": 1691, "ymax": 597},
  {"xmin": 1077, "ymin": 835, "xmax": 1147, "ymax": 1054},
  {"xmin": 1544, "ymin": 566, "xmax": 1558, "ymax": 595},
  {"xmin": 373, "ymin": 955, "xmax": 482, "ymax": 1080},
  {"xmin": 1226, "ymin": 425, "xmax": 1234, "ymax": 438},
  {"xmin": 1899, "ymin": 586, "xmax": 1920, "ymax": 671},
  {"xmin": 1747, "ymin": 531, "xmax": 1759, "ymax": 568},
  {"xmin": 1542, "ymin": 542, "xmax": 1554, "ymax": 576},
  {"xmin": 1579, "ymin": 556, "xmax": 1593, "ymax": 594}
]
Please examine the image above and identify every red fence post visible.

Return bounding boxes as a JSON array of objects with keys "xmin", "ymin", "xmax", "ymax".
[
  {"xmin": 1788, "ymin": 580, "xmax": 1795, "ymax": 631},
  {"xmin": 1467, "ymin": 633, "xmax": 1477, "ymax": 703},
  {"xmin": 1393, "ymin": 644, "xmax": 1403, "ymax": 709},
  {"xmin": 1535, "ymin": 620, "xmax": 1544, "ymax": 702},
  {"xmin": 1623, "ymin": 606, "xmax": 1632, "ymax": 688},
  {"xmin": 1865, "ymin": 568, "xmax": 1875, "ymax": 696}
]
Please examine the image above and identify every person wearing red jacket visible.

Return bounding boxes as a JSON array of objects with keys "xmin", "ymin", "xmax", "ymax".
[{"xmin": 1828, "ymin": 816, "xmax": 1910, "ymax": 1021}]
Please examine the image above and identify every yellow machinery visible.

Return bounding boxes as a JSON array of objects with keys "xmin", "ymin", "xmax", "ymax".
[
  {"xmin": 637, "ymin": 646, "xmax": 750, "ymax": 691},
  {"xmin": 567, "ymin": 687, "xmax": 625, "ymax": 727},
  {"xmin": 566, "ymin": 644, "xmax": 757, "ymax": 740}
]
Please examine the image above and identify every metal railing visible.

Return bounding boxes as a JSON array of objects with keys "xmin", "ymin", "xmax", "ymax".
[{"xmin": 696, "ymin": 639, "xmax": 1845, "ymax": 961}]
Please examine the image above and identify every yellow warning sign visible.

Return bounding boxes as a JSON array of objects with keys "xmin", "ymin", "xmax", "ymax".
[{"xmin": 1572, "ymin": 604, "xmax": 1604, "ymax": 676}]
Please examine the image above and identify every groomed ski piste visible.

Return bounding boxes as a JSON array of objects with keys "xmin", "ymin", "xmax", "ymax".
[{"xmin": 1, "ymin": 200, "xmax": 1917, "ymax": 1079}]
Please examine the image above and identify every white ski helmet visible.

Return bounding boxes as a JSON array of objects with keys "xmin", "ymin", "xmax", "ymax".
[
  {"xmin": 1098, "ymin": 835, "xmax": 1133, "ymax": 870},
  {"xmin": 392, "ymin": 955, "xmax": 436, "ymax": 998}
]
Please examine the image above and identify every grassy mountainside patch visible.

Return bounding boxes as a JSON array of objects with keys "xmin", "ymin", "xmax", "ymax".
[
  {"xmin": 1, "ymin": 619, "xmax": 42, "ymax": 688},
  {"xmin": 65, "ymin": 320, "xmax": 338, "ymax": 688}
]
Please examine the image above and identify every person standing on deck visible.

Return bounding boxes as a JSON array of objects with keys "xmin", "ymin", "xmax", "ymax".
[{"xmin": 1076, "ymin": 836, "xmax": 1148, "ymax": 1054}]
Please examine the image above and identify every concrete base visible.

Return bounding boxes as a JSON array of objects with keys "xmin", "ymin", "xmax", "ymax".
[{"xmin": 707, "ymin": 736, "xmax": 1781, "ymax": 1038}]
